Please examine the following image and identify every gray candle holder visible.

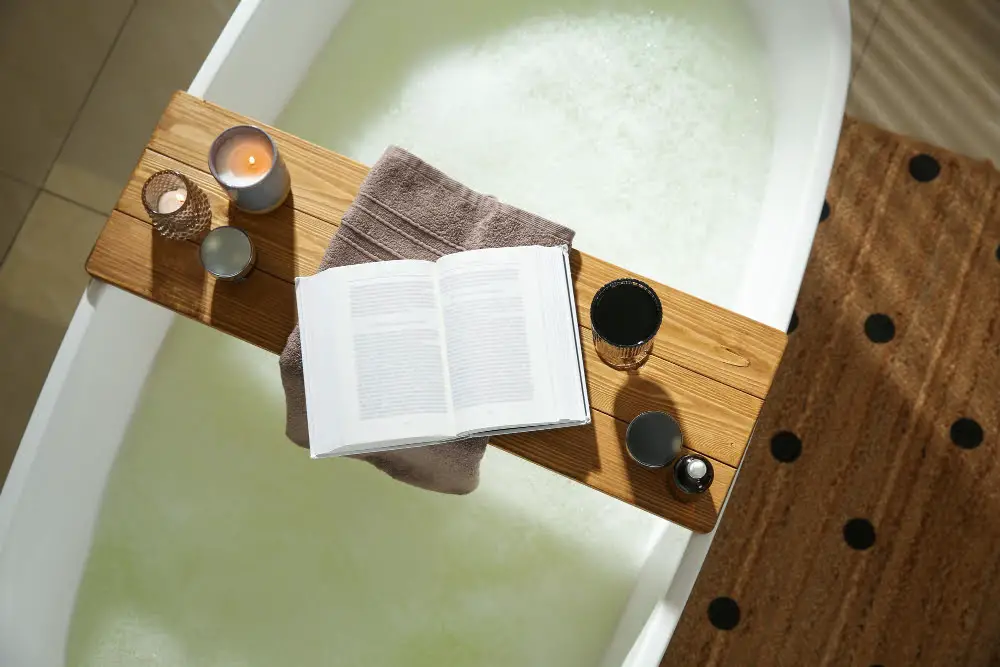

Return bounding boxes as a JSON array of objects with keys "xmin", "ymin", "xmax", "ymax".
[{"xmin": 208, "ymin": 125, "xmax": 291, "ymax": 214}]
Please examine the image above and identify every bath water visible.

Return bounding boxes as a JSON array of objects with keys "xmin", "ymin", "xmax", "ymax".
[
  {"xmin": 279, "ymin": 0, "xmax": 772, "ymax": 309},
  {"xmin": 66, "ymin": 319, "xmax": 675, "ymax": 666}
]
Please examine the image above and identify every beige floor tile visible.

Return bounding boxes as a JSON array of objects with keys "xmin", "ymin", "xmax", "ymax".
[
  {"xmin": 45, "ymin": 0, "xmax": 239, "ymax": 214},
  {"xmin": 0, "ymin": 0, "xmax": 134, "ymax": 186},
  {"xmin": 0, "ymin": 193, "xmax": 105, "ymax": 483},
  {"xmin": 0, "ymin": 175, "xmax": 38, "ymax": 261},
  {"xmin": 847, "ymin": 0, "xmax": 1000, "ymax": 164},
  {"xmin": 851, "ymin": 0, "xmax": 886, "ymax": 77}
]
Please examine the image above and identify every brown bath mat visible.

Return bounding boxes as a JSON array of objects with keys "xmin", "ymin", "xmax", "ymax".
[{"xmin": 662, "ymin": 117, "xmax": 1000, "ymax": 666}]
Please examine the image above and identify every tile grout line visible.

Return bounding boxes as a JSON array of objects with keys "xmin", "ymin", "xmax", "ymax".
[
  {"xmin": 40, "ymin": 190, "xmax": 110, "ymax": 219},
  {"xmin": 0, "ymin": 0, "xmax": 138, "ymax": 268},
  {"xmin": 851, "ymin": 0, "xmax": 889, "ymax": 84},
  {"xmin": 0, "ymin": 168, "xmax": 39, "ymax": 191}
]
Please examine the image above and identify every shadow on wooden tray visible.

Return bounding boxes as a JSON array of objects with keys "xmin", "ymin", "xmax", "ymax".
[
  {"xmin": 615, "ymin": 372, "xmax": 681, "ymax": 507},
  {"xmin": 147, "ymin": 196, "xmax": 300, "ymax": 354}
]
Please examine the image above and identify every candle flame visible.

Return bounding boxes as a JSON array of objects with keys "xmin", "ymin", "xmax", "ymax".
[
  {"xmin": 178, "ymin": 192, "xmax": 186, "ymax": 204},
  {"xmin": 248, "ymin": 155, "xmax": 257, "ymax": 168}
]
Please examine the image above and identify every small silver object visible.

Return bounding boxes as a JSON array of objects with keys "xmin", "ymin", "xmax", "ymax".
[{"xmin": 200, "ymin": 227, "xmax": 256, "ymax": 281}]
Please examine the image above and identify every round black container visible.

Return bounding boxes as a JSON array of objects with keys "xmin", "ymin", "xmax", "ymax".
[
  {"xmin": 625, "ymin": 411, "xmax": 683, "ymax": 469},
  {"xmin": 590, "ymin": 278, "xmax": 662, "ymax": 370},
  {"xmin": 670, "ymin": 454, "xmax": 714, "ymax": 502}
]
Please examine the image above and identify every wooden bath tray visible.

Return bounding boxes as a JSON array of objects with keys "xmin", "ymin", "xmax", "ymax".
[{"xmin": 86, "ymin": 91, "xmax": 786, "ymax": 532}]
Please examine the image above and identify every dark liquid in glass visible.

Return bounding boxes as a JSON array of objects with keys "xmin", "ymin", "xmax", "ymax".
[{"xmin": 592, "ymin": 282, "xmax": 660, "ymax": 345}]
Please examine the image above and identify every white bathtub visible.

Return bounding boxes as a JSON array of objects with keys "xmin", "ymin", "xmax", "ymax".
[{"xmin": 0, "ymin": 1, "xmax": 849, "ymax": 665}]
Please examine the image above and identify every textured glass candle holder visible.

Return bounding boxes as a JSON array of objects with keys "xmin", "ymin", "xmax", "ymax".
[{"xmin": 141, "ymin": 170, "xmax": 212, "ymax": 241}]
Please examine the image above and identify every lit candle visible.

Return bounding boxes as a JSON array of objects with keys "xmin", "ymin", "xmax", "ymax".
[
  {"xmin": 214, "ymin": 135, "xmax": 273, "ymax": 188},
  {"xmin": 156, "ymin": 188, "xmax": 187, "ymax": 214},
  {"xmin": 208, "ymin": 126, "xmax": 291, "ymax": 214}
]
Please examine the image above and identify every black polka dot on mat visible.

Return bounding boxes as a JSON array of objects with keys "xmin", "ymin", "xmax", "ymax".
[
  {"xmin": 909, "ymin": 153, "xmax": 940, "ymax": 182},
  {"xmin": 843, "ymin": 518, "xmax": 876, "ymax": 550},
  {"xmin": 864, "ymin": 314, "xmax": 895, "ymax": 343},
  {"xmin": 708, "ymin": 597, "xmax": 740, "ymax": 630},
  {"xmin": 820, "ymin": 199, "xmax": 831, "ymax": 222},
  {"xmin": 771, "ymin": 431, "xmax": 802, "ymax": 463},
  {"xmin": 950, "ymin": 418, "xmax": 984, "ymax": 450},
  {"xmin": 787, "ymin": 310, "xmax": 799, "ymax": 334}
]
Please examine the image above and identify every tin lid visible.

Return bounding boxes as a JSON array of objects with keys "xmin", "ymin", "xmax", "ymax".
[
  {"xmin": 200, "ymin": 227, "xmax": 254, "ymax": 279},
  {"xmin": 625, "ymin": 411, "xmax": 683, "ymax": 468}
]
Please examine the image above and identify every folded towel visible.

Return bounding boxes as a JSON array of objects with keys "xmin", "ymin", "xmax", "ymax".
[{"xmin": 279, "ymin": 146, "xmax": 575, "ymax": 494}]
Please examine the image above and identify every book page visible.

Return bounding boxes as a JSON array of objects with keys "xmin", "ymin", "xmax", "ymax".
[
  {"xmin": 296, "ymin": 260, "xmax": 456, "ymax": 456},
  {"xmin": 437, "ymin": 247, "xmax": 557, "ymax": 434}
]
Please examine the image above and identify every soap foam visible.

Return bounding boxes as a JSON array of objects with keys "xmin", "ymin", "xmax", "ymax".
[{"xmin": 280, "ymin": 2, "xmax": 772, "ymax": 308}]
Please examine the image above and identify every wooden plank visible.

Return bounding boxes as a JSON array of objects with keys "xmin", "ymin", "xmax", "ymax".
[
  {"xmin": 88, "ymin": 212, "xmax": 297, "ymax": 352},
  {"xmin": 118, "ymin": 150, "xmax": 762, "ymax": 466},
  {"xmin": 498, "ymin": 410, "xmax": 734, "ymax": 533},
  {"xmin": 571, "ymin": 251, "xmax": 787, "ymax": 399},
  {"xmin": 580, "ymin": 343, "xmax": 760, "ymax": 468},
  {"xmin": 149, "ymin": 91, "xmax": 786, "ymax": 399},
  {"xmin": 120, "ymin": 149, "xmax": 333, "ymax": 279},
  {"xmin": 87, "ymin": 90, "xmax": 790, "ymax": 531},
  {"xmin": 87, "ymin": 210, "xmax": 735, "ymax": 532},
  {"xmin": 89, "ymin": 207, "xmax": 758, "ymax": 468},
  {"xmin": 150, "ymin": 92, "xmax": 366, "ymax": 227}
]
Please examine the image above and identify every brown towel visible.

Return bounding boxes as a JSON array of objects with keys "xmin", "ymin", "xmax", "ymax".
[{"xmin": 279, "ymin": 146, "xmax": 575, "ymax": 494}]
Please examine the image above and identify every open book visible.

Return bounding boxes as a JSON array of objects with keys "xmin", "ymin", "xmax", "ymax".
[{"xmin": 296, "ymin": 244, "xmax": 591, "ymax": 457}]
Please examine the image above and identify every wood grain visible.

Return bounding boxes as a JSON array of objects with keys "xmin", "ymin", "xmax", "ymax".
[
  {"xmin": 88, "ymin": 212, "xmax": 297, "ymax": 352},
  {"xmin": 85, "ymin": 90, "xmax": 788, "ymax": 531},
  {"xmin": 119, "ymin": 149, "xmax": 333, "ymax": 279},
  {"xmin": 149, "ymin": 91, "xmax": 786, "ymax": 400},
  {"xmin": 499, "ymin": 410, "xmax": 735, "ymax": 531},
  {"xmin": 572, "ymin": 251, "xmax": 786, "ymax": 399},
  {"xmin": 150, "ymin": 92, "xmax": 367, "ymax": 228},
  {"xmin": 87, "ymin": 211, "xmax": 734, "ymax": 532},
  {"xmin": 88, "ymin": 207, "xmax": 753, "ymax": 467},
  {"xmin": 116, "ymin": 150, "xmax": 762, "ymax": 468}
]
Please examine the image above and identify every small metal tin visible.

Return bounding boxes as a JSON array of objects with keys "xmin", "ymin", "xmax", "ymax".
[
  {"xmin": 670, "ymin": 454, "xmax": 714, "ymax": 502},
  {"xmin": 200, "ymin": 227, "xmax": 256, "ymax": 281},
  {"xmin": 625, "ymin": 410, "xmax": 683, "ymax": 469}
]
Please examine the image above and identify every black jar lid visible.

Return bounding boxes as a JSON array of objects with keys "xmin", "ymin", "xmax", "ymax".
[
  {"xmin": 625, "ymin": 411, "xmax": 683, "ymax": 469},
  {"xmin": 673, "ymin": 454, "xmax": 714, "ymax": 495}
]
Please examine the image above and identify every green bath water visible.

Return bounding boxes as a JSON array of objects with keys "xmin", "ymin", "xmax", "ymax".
[{"xmin": 66, "ymin": 319, "xmax": 664, "ymax": 666}]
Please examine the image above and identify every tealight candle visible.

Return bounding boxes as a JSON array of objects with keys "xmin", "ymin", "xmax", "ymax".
[
  {"xmin": 208, "ymin": 126, "xmax": 290, "ymax": 214},
  {"xmin": 156, "ymin": 188, "xmax": 187, "ymax": 214}
]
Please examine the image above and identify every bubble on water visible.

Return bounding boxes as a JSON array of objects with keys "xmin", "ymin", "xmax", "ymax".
[{"xmin": 293, "ymin": 10, "xmax": 772, "ymax": 309}]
